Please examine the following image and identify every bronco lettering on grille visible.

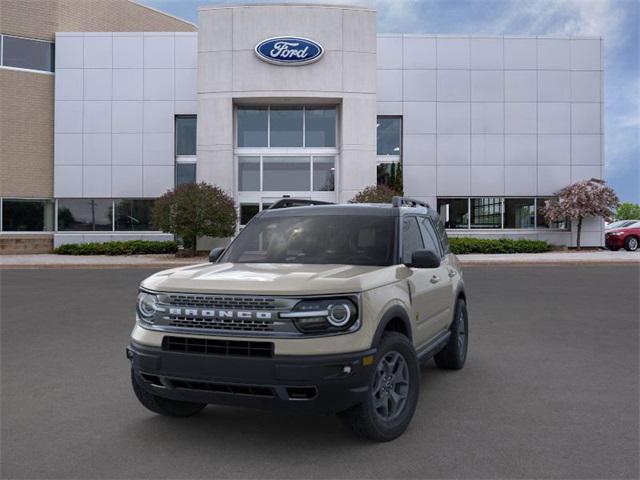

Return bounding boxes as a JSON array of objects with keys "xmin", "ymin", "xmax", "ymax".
[{"xmin": 168, "ymin": 308, "xmax": 273, "ymax": 320}]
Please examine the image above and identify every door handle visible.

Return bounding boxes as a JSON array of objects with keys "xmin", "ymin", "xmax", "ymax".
[
  {"xmin": 430, "ymin": 275, "xmax": 440, "ymax": 284},
  {"xmin": 448, "ymin": 269, "xmax": 457, "ymax": 278}
]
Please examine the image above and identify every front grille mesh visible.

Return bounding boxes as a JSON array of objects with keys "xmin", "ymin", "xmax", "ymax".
[
  {"xmin": 162, "ymin": 336, "xmax": 274, "ymax": 357},
  {"xmin": 168, "ymin": 316, "xmax": 274, "ymax": 332},
  {"xmin": 168, "ymin": 379, "xmax": 275, "ymax": 397},
  {"xmin": 166, "ymin": 295, "xmax": 277, "ymax": 310}
]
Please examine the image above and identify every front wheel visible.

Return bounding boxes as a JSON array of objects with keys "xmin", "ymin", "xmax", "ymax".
[
  {"xmin": 338, "ymin": 332, "xmax": 419, "ymax": 442},
  {"xmin": 434, "ymin": 298, "xmax": 468, "ymax": 370},
  {"xmin": 131, "ymin": 369, "xmax": 206, "ymax": 417},
  {"xmin": 624, "ymin": 236, "xmax": 638, "ymax": 251}
]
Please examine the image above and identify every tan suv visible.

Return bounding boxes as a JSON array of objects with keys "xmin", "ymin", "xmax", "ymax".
[{"xmin": 127, "ymin": 197, "xmax": 468, "ymax": 441}]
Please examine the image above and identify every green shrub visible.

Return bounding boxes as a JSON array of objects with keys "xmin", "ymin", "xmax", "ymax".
[
  {"xmin": 54, "ymin": 240, "xmax": 178, "ymax": 256},
  {"xmin": 449, "ymin": 237, "xmax": 553, "ymax": 255}
]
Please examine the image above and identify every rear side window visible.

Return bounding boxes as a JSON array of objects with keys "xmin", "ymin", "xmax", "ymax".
[
  {"xmin": 434, "ymin": 216, "xmax": 450, "ymax": 254},
  {"xmin": 402, "ymin": 216, "xmax": 424, "ymax": 264},
  {"xmin": 419, "ymin": 217, "xmax": 443, "ymax": 257}
]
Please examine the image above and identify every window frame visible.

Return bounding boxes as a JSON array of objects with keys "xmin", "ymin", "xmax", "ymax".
[
  {"xmin": 0, "ymin": 34, "xmax": 55, "ymax": 75},
  {"xmin": 401, "ymin": 215, "xmax": 425, "ymax": 265},
  {"xmin": 236, "ymin": 105, "xmax": 338, "ymax": 149}
]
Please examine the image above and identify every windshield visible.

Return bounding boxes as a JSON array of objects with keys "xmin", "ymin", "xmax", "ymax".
[
  {"xmin": 221, "ymin": 215, "xmax": 397, "ymax": 266},
  {"xmin": 607, "ymin": 220, "xmax": 636, "ymax": 229}
]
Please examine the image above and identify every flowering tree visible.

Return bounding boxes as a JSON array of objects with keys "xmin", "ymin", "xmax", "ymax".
[
  {"xmin": 152, "ymin": 182, "xmax": 237, "ymax": 255},
  {"xmin": 543, "ymin": 178, "xmax": 619, "ymax": 250},
  {"xmin": 349, "ymin": 184, "xmax": 401, "ymax": 203}
]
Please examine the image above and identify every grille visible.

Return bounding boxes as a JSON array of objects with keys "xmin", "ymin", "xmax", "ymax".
[
  {"xmin": 166, "ymin": 294, "xmax": 277, "ymax": 310},
  {"xmin": 168, "ymin": 378, "xmax": 275, "ymax": 397},
  {"xmin": 168, "ymin": 316, "xmax": 275, "ymax": 332},
  {"xmin": 162, "ymin": 336, "xmax": 274, "ymax": 358}
]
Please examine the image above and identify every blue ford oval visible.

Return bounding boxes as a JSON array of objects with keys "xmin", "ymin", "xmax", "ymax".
[{"xmin": 255, "ymin": 37, "xmax": 324, "ymax": 66}]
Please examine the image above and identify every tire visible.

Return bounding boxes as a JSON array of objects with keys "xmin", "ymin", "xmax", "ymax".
[
  {"xmin": 131, "ymin": 369, "xmax": 206, "ymax": 417},
  {"xmin": 624, "ymin": 236, "xmax": 639, "ymax": 252},
  {"xmin": 434, "ymin": 298, "xmax": 468, "ymax": 370},
  {"xmin": 338, "ymin": 332, "xmax": 419, "ymax": 442}
]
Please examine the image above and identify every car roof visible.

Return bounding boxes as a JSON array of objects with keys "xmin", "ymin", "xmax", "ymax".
[{"xmin": 258, "ymin": 202, "xmax": 436, "ymax": 218}]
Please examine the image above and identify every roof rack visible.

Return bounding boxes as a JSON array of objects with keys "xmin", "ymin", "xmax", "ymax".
[
  {"xmin": 391, "ymin": 196, "xmax": 430, "ymax": 209},
  {"xmin": 268, "ymin": 198, "xmax": 335, "ymax": 210}
]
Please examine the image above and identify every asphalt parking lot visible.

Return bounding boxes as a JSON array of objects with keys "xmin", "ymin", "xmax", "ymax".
[{"xmin": 1, "ymin": 266, "xmax": 638, "ymax": 479}]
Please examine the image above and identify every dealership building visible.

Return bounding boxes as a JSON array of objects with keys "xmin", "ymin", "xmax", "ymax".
[{"xmin": 0, "ymin": 1, "xmax": 604, "ymax": 252}]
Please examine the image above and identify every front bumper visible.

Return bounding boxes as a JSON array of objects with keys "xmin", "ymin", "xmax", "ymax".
[
  {"xmin": 605, "ymin": 235, "xmax": 624, "ymax": 248},
  {"xmin": 127, "ymin": 341, "xmax": 376, "ymax": 414}
]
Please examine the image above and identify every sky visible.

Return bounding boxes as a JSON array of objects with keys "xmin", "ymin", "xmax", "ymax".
[{"xmin": 141, "ymin": 0, "xmax": 639, "ymax": 203}]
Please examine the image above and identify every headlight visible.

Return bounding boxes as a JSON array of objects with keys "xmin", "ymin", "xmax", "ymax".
[
  {"xmin": 136, "ymin": 291, "xmax": 158, "ymax": 324},
  {"xmin": 609, "ymin": 231, "xmax": 624, "ymax": 236},
  {"xmin": 281, "ymin": 298, "xmax": 358, "ymax": 334}
]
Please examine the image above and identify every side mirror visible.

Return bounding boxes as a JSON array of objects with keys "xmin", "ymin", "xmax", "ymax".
[
  {"xmin": 408, "ymin": 249, "xmax": 441, "ymax": 269},
  {"xmin": 208, "ymin": 247, "xmax": 225, "ymax": 263}
]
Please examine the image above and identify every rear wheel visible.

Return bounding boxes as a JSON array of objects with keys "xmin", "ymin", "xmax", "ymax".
[
  {"xmin": 338, "ymin": 332, "xmax": 419, "ymax": 442},
  {"xmin": 434, "ymin": 298, "xmax": 468, "ymax": 370},
  {"xmin": 624, "ymin": 236, "xmax": 638, "ymax": 251},
  {"xmin": 131, "ymin": 369, "xmax": 206, "ymax": 417}
]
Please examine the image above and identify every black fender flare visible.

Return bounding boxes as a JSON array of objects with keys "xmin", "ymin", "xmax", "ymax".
[{"xmin": 371, "ymin": 305, "xmax": 413, "ymax": 348}]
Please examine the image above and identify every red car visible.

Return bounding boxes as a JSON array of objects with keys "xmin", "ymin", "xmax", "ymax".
[{"xmin": 605, "ymin": 222, "xmax": 640, "ymax": 251}]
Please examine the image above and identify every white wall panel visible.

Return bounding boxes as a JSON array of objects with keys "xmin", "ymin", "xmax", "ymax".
[
  {"xmin": 377, "ymin": 36, "xmax": 403, "ymax": 69},
  {"xmin": 571, "ymin": 39, "xmax": 601, "ymax": 70},
  {"xmin": 538, "ymin": 135, "xmax": 570, "ymax": 165},
  {"xmin": 471, "ymin": 71, "xmax": 503, "ymax": 101},
  {"xmin": 505, "ymin": 103, "xmax": 536, "ymax": 134},
  {"xmin": 83, "ymin": 133, "xmax": 111, "ymax": 165},
  {"xmin": 436, "ymin": 38, "xmax": 470, "ymax": 69},
  {"xmin": 571, "ymin": 103, "xmax": 601, "ymax": 134},
  {"xmin": 55, "ymin": 165, "xmax": 83, "ymax": 197},
  {"xmin": 571, "ymin": 71, "xmax": 601, "ymax": 102},
  {"xmin": 537, "ymin": 39, "xmax": 570, "ymax": 69},
  {"xmin": 470, "ymin": 38, "xmax": 503, "ymax": 69},
  {"xmin": 538, "ymin": 165, "xmax": 571, "ymax": 195},
  {"xmin": 83, "ymin": 165, "xmax": 111, "ymax": 197},
  {"xmin": 144, "ymin": 69, "xmax": 174, "ymax": 100},
  {"xmin": 437, "ymin": 70, "xmax": 470, "ymax": 101},
  {"xmin": 113, "ymin": 35, "xmax": 143, "ymax": 68},
  {"xmin": 112, "ymin": 134, "xmax": 143, "ymax": 165},
  {"xmin": 505, "ymin": 135, "xmax": 536, "ymax": 165},
  {"xmin": 55, "ymin": 35, "xmax": 84, "ymax": 68},
  {"xmin": 56, "ymin": 69, "xmax": 83, "ymax": 100},
  {"xmin": 112, "ymin": 165, "xmax": 143, "ymax": 197},
  {"xmin": 571, "ymin": 135, "xmax": 601, "ymax": 165},
  {"xmin": 143, "ymin": 35, "xmax": 174, "ymax": 68},
  {"xmin": 83, "ymin": 35, "xmax": 112, "ymax": 69},
  {"xmin": 376, "ymin": 70, "xmax": 403, "ymax": 102},
  {"xmin": 143, "ymin": 166, "xmax": 174, "ymax": 197},
  {"xmin": 437, "ymin": 166, "xmax": 470, "ymax": 195},
  {"xmin": 538, "ymin": 103, "xmax": 570, "ymax": 134},
  {"xmin": 83, "ymin": 101, "xmax": 111, "ymax": 133},
  {"xmin": 403, "ymin": 134, "xmax": 436, "ymax": 165},
  {"xmin": 402, "ymin": 36, "xmax": 436, "ymax": 69},
  {"xmin": 403, "ymin": 102, "xmax": 436, "ymax": 134},
  {"xmin": 403, "ymin": 70, "xmax": 436, "ymax": 101},
  {"xmin": 538, "ymin": 70, "xmax": 571, "ymax": 101},
  {"xmin": 505, "ymin": 71, "xmax": 536, "ymax": 102},
  {"xmin": 143, "ymin": 133, "xmax": 174, "ymax": 165},
  {"xmin": 143, "ymin": 101, "xmax": 174, "ymax": 133},
  {"xmin": 471, "ymin": 103, "xmax": 503, "ymax": 134},
  {"xmin": 505, "ymin": 166, "xmax": 537, "ymax": 195},
  {"xmin": 55, "ymin": 134, "xmax": 83, "ymax": 165},
  {"xmin": 437, "ymin": 135, "xmax": 470, "ymax": 164},
  {"xmin": 504, "ymin": 38, "xmax": 536, "ymax": 69},
  {"xmin": 471, "ymin": 135, "xmax": 504, "ymax": 165},
  {"xmin": 112, "ymin": 69, "xmax": 143, "ymax": 100},
  {"xmin": 437, "ymin": 103, "xmax": 470, "ymax": 134}
]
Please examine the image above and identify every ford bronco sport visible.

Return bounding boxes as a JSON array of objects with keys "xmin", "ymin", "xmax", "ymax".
[{"xmin": 127, "ymin": 197, "xmax": 469, "ymax": 441}]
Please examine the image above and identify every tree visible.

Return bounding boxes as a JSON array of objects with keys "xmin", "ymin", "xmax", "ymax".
[
  {"xmin": 616, "ymin": 202, "xmax": 640, "ymax": 220},
  {"xmin": 152, "ymin": 182, "xmax": 237, "ymax": 255},
  {"xmin": 349, "ymin": 184, "xmax": 401, "ymax": 204},
  {"xmin": 543, "ymin": 178, "xmax": 619, "ymax": 250}
]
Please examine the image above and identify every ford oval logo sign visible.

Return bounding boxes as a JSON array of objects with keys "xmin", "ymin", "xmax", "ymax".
[{"xmin": 255, "ymin": 37, "xmax": 324, "ymax": 66}]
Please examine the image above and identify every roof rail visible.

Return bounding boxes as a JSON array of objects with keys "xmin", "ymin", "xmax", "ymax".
[
  {"xmin": 268, "ymin": 198, "xmax": 334, "ymax": 210},
  {"xmin": 391, "ymin": 196, "xmax": 430, "ymax": 209}
]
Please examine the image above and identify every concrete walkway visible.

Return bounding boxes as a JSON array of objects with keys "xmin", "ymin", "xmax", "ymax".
[{"xmin": 1, "ymin": 250, "xmax": 638, "ymax": 268}]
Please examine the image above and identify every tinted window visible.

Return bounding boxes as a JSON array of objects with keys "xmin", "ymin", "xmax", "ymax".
[
  {"xmin": 537, "ymin": 197, "xmax": 569, "ymax": 229},
  {"xmin": 270, "ymin": 107, "xmax": 303, "ymax": 147},
  {"xmin": 504, "ymin": 198, "xmax": 535, "ymax": 228},
  {"xmin": 305, "ymin": 108, "xmax": 336, "ymax": 147},
  {"xmin": 313, "ymin": 157, "xmax": 335, "ymax": 191},
  {"xmin": 262, "ymin": 156, "xmax": 310, "ymax": 191},
  {"xmin": 377, "ymin": 117, "xmax": 401, "ymax": 156},
  {"xmin": 240, "ymin": 204, "xmax": 259, "ymax": 225},
  {"xmin": 437, "ymin": 198, "xmax": 468, "ymax": 229},
  {"xmin": 238, "ymin": 156, "xmax": 260, "ymax": 191},
  {"xmin": 434, "ymin": 217, "xmax": 450, "ymax": 254},
  {"xmin": 471, "ymin": 197, "xmax": 502, "ymax": 229},
  {"xmin": 2, "ymin": 35, "xmax": 54, "ymax": 72},
  {"xmin": 419, "ymin": 217, "xmax": 442, "ymax": 257},
  {"xmin": 114, "ymin": 199, "xmax": 155, "ymax": 231},
  {"xmin": 222, "ymin": 215, "xmax": 396, "ymax": 266},
  {"xmin": 3, "ymin": 199, "xmax": 54, "ymax": 231},
  {"xmin": 237, "ymin": 107, "xmax": 268, "ymax": 147},
  {"xmin": 175, "ymin": 116, "xmax": 196, "ymax": 155},
  {"xmin": 402, "ymin": 216, "xmax": 424, "ymax": 264},
  {"xmin": 176, "ymin": 163, "xmax": 196, "ymax": 186},
  {"xmin": 57, "ymin": 199, "xmax": 111, "ymax": 231}
]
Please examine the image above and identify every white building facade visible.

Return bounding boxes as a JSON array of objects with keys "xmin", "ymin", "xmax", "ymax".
[{"xmin": 51, "ymin": 3, "xmax": 604, "ymax": 248}]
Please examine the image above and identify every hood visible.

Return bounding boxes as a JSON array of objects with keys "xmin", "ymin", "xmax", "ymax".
[{"xmin": 141, "ymin": 262, "xmax": 404, "ymax": 295}]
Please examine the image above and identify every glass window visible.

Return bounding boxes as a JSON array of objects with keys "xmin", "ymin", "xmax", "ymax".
[
  {"xmin": 270, "ymin": 107, "xmax": 303, "ymax": 147},
  {"xmin": 263, "ymin": 156, "xmax": 310, "ymax": 191},
  {"xmin": 2, "ymin": 35, "xmax": 54, "ymax": 72},
  {"xmin": 437, "ymin": 198, "xmax": 469, "ymax": 229},
  {"xmin": 313, "ymin": 157, "xmax": 335, "ymax": 191},
  {"xmin": 114, "ymin": 199, "xmax": 155, "ymax": 231},
  {"xmin": 221, "ymin": 215, "xmax": 396, "ymax": 266},
  {"xmin": 402, "ymin": 216, "xmax": 425, "ymax": 264},
  {"xmin": 237, "ymin": 107, "xmax": 268, "ymax": 147},
  {"xmin": 377, "ymin": 117, "xmax": 401, "ymax": 156},
  {"xmin": 238, "ymin": 156, "xmax": 260, "ymax": 191},
  {"xmin": 504, "ymin": 198, "xmax": 535, "ymax": 229},
  {"xmin": 305, "ymin": 107, "xmax": 336, "ymax": 147},
  {"xmin": 176, "ymin": 163, "xmax": 196, "ymax": 186},
  {"xmin": 434, "ymin": 217, "xmax": 450, "ymax": 253},
  {"xmin": 471, "ymin": 197, "xmax": 502, "ymax": 229},
  {"xmin": 419, "ymin": 217, "xmax": 442, "ymax": 257},
  {"xmin": 240, "ymin": 204, "xmax": 259, "ymax": 225},
  {"xmin": 536, "ymin": 198, "xmax": 569, "ymax": 229},
  {"xmin": 57, "ymin": 199, "xmax": 111, "ymax": 231},
  {"xmin": 2, "ymin": 199, "xmax": 54, "ymax": 231},
  {"xmin": 377, "ymin": 161, "xmax": 402, "ymax": 191},
  {"xmin": 175, "ymin": 116, "xmax": 196, "ymax": 156}
]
